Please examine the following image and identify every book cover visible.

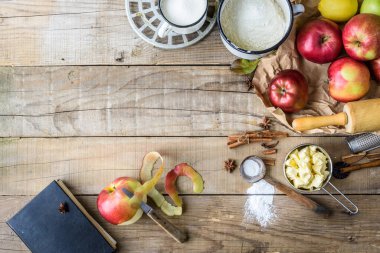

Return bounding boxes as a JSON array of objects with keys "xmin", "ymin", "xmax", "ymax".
[{"xmin": 7, "ymin": 180, "xmax": 116, "ymax": 253}]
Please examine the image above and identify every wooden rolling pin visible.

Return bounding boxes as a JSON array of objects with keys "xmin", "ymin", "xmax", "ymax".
[{"xmin": 292, "ymin": 98, "xmax": 380, "ymax": 133}]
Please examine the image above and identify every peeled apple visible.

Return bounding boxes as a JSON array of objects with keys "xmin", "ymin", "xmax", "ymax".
[
  {"xmin": 97, "ymin": 162, "xmax": 163, "ymax": 225},
  {"xmin": 99, "ymin": 151, "xmax": 205, "ymax": 225}
]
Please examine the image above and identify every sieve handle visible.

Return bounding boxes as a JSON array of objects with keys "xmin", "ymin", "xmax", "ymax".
[
  {"xmin": 341, "ymin": 159, "xmax": 380, "ymax": 173},
  {"xmin": 322, "ymin": 182, "xmax": 358, "ymax": 215},
  {"xmin": 265, "ymin": 177, "xmax": 331, "ymax": 217}
]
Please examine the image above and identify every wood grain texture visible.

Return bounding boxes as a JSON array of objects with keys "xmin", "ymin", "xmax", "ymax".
[
  {"xmin": 1, "ymin": 195, "xmax": 380, "ymax": 253},
  {"xmin": 0, "ymin": 66, "xmax": 296, "ymax": 137},
  {"xmin": 264, "ymin": 176, "xmax": 332, "ymax": 217},
  {"xmin": 0, "ymin": 0, "xmax": 324, "ymax": 67},
  {"xmin": 0, "ymin": 0, "xmax": 233, "ymax": 66},
  {"xmin": 1, "ymin": 1, "xmax": 378, "ymax": 252},
  {"xmin": 1, "ymin": 137, "xmax": 379, "ymax": 196}
]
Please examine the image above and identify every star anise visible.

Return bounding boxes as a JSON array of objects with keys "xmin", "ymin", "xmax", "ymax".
[
  {"xmin": 224, "ymin": 159, "xmax": 237, "ymax": 173},
  {"xmin": 258, "ymin": 116, "xmax": 272, "ymax": 130},
  {"xmin": 58, "ymin": 202, "xmax": 68, "ymax": 214}
]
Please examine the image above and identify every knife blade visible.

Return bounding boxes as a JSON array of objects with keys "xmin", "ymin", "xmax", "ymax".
[
  {"xmin": 122, "ymin": 188, "xmax": 152, "ymax": 213},
  {"xmin": 122, "ymin": 188, "xmax": 188, "ymax": 243}
]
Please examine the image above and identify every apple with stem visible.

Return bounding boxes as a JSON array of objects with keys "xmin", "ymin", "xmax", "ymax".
[
  {"xmin": 268, "ymin": 70, "xmax": 309, "ymax": 113},
  {"xmin": 342, "ymin": 14, "xmax": 380, "ymax": 61},
  {"xmin": 297, "ymin": 19, "xmax": 342, "ymax": 64},
  {"xmin": 97, "ymin": 165, "xmax": 163, "ymax": 225}
]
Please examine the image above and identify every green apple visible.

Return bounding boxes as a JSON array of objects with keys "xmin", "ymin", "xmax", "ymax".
[{"xmin": 361, "ymin": 0, "xmax": 380, "ymax": 16}]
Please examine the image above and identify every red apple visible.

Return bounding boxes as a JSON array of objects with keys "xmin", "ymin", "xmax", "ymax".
[
  {"xmin": 97, "ymin": 165, "xmax": 163, "ymax": 225},
  {"xmin": 342, "ymin": 14, "xmax": 380, "ymax": 61},
  {"xmin": 371, "ymin": 57, "xmax": 380, "ymax": 81},
  {"xmin": 97, "ymin": 177, "xmax": 145, "ymax": 225},
  {"xmin": 268, "ymin": 70, "xmax": 309, "ymax": 113},
  {"xmin": 297, "ymin": 19, "xmax": 342, "ymax": 64},
  {"xmin": 328, "ymin": 57, "xmax": 370, "ymax": 102}
]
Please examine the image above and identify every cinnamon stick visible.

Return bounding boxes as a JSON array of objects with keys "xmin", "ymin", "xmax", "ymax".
[
  {"xmin": 228, "ymin": 130, "xmax": 288, "ymax": 140},
  {"xmin": 341, "ymin": 152, "xmax": 366, "ymax": 164},
  {"xmin": 367, "ymin": 152, "xmax": 380, "ymax": 160},
  {"xmin": 261, "ymin": 157, "xmax": 276, "ymax": 166},
  {"xmin": 227, "ymin": 137, "xmax": 272, "ymax": 146},
  {"xmin": 341, "ymin": 152, "xmax": 380, "ymax": 164},
  {"xmin": 262, "ymin": 149, "xmax": 277, "ymax": 155},
  {"xmin": 228, "ymin": 141, "xmax": 247, "ymax": 149},
  {"xmin": 227, "ymin": 130, "xmax": 288, "ymax": 149}
]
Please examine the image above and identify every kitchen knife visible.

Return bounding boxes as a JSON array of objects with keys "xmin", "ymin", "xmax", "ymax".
[{"xmin": 122, "ymin": 188, "xmax": 188, "ymax": 243}]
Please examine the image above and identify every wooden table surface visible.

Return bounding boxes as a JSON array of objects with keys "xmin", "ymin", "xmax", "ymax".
[{"xmin": 1, "ymin": 1, "xmax": 380, "ymax": 253}]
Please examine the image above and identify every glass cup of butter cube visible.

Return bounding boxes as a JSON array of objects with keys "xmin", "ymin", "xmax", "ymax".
[
  {"xmin": 283, "ymin": 144, "xmax": 358, "ymax": 215},
  {"xmin": 240, "ymin": 156, "xmax": 331, "ymax": 217}
]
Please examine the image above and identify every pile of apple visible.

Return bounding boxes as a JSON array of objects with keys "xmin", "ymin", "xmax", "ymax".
[{"xmin": 268, "ymin": 0, "xmax": 380, "ymax": 113}]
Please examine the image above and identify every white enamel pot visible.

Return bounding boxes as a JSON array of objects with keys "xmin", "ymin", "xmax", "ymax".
[{"xmin": 217, "ymin": 0, "xmax": 305, "ymax": 60}]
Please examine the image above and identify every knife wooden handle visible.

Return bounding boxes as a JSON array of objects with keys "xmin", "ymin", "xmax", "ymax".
[
  {"xmin": 341, "ymin": 159, "xmax": 380, "ymax": 173},
  {"xmin": 292, "ymin": 112, "xmax": 347, "ymax": 132},
  {"xmin": 147, "ymin": 209, "xmax": 188, "ymax": 243},
  {"xmin": 265, "ymin": 176, "xmax": 331, "ymax": 217}
]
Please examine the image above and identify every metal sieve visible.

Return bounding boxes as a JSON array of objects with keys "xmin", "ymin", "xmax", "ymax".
[{"xmin": 283, "ymin": 144, "xmax": 358, "ymax": 215}]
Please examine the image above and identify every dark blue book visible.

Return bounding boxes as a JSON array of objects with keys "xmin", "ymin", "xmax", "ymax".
[{"xmin": 7, "ymin": 180, "xmax": 116, "ymax": 253}]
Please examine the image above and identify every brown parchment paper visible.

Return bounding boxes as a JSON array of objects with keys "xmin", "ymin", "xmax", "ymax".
[{"xmin": 252, "ymin": 0, "xmax": 380, "ymax": 134}]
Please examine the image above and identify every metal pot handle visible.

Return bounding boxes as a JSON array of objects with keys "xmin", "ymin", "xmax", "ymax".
[
  {"xmin": 292, "ymin": 3, "xmax": 305, "ymax": 17},
  {"xmin": 322, "ymin": 182, "xmax": 358, "ymax": 215}
]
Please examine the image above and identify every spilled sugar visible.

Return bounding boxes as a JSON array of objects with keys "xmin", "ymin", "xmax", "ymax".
[{"xmin": 243, "ymin": 180, "xmax": 276, "ymax": 228}]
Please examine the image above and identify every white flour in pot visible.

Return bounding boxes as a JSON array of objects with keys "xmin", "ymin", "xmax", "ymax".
[
  {"xmin": 221, "ymin": 0, "xmax": 287, "ymax": 51},
  {"xmin": 243, "ymin": 180, "xmax": 276, "ymax": 228}
]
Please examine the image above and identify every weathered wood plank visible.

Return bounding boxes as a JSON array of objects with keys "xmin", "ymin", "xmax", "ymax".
[
  {"xmin": 1, "ymin": 195, "xmax": 379, "ymax": 253},
  {"xmin": 0, "ymin": 0, "xmax": 233, "ymax": 66},
  {"xmin": 0, "ymin": 0, "xmax": 324, "ymax": 66},
  {"xmin": 0, "ymin": 66, "xmax": 296, "ymax": 137},
  {"xmin": 1, "ymin": 137, "xmax": 379, "ymax": 195}
]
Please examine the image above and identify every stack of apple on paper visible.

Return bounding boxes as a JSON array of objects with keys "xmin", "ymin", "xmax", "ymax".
[{"xmin": 268, "ymin": 0, "xmax": 380, "ymax": 113}]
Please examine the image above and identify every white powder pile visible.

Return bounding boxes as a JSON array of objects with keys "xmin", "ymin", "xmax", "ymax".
[
  {"xmin": 221, "ymin": 0, "xmax": 287, "ymax": 51},
  {"xmin": 161, "ymin": 0, "xmax": 207, "ymax": 26},
  {"xmin": 243, "ymin": 180, "xmax": 276, "ymax": 228}
]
